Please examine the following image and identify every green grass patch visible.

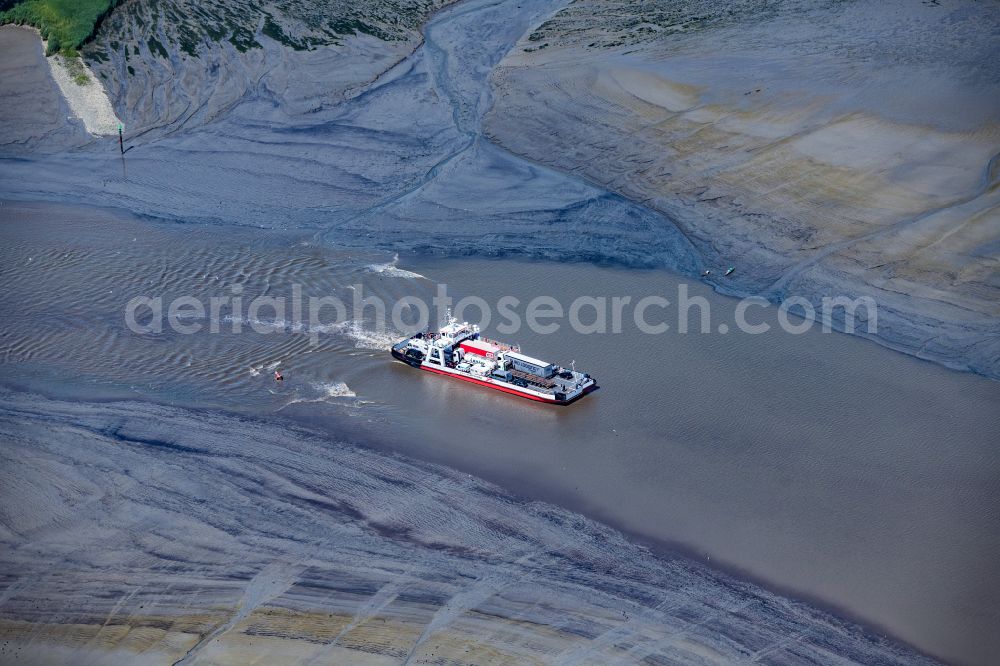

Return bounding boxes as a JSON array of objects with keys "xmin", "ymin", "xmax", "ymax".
[
  {"xmin": 63, "ymin": 54, "xmax": 90, "ymax": 85},
  {"xmin": 0, "ymin": 0, "xmax": 115, "ymax": 55}
]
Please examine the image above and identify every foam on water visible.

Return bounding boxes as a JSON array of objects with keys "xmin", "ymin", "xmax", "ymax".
[
  {"xmin": 249, "ymin": 360, "xmax": 283, "ymax": 377},
  {"xmin": 225, "ymin": 316, "xmax": 404, "ymax": 351},
  {"xmin": 365, "ymin": 253, "xmax": 427, "ymax": 279},
  {"xmin": 327, "ymin": 320, "xmax": 404, "ymax": 351},
  {"xmin": 316, "ymin": 381, "xmax": 357, "ymax": 398},
  {"xmin": 276, "ymin": 381, "xmax": 359, "ymax": 411}
]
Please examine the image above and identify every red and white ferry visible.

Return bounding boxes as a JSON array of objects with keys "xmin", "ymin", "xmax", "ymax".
[{"xmin": 391, "ymin": 314, "xmax": 597, "ymax": 405}]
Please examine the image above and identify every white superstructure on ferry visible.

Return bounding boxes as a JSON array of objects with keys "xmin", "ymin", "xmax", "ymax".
[{"xmin": 391, "ymin": 315, "xmax": 597, "ymax": 405}]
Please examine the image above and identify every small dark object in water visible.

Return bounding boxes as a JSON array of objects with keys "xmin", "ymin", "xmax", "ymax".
[
  {"xmin": 725, "ymin": 267, "xmax": 735, "ymax": 276},
  {"xmin": 703, "ymin": 269, "xmax": 711, "ymax": 276},
  {"xmin": 274, "ymin": 370, "xmax": 283, "ymax": 381}
]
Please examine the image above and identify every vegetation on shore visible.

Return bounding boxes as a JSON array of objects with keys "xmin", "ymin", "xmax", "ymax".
[{"xmin": 0, "ymin": 0, "xmax": 116, "ymax": 55}]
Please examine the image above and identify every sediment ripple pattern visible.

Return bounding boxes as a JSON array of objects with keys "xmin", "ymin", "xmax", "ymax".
[
  {"xmin": 0, "ymin": 203, "xmax": 416, "ymax": 413},
  {"xmin": 0, "ymin": 390, "xmax": 936, "ymax": 665}
]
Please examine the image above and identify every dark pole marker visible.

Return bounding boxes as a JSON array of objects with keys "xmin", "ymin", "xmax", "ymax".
[{"xmin": 118, "ymin": 123, "xmax": 124, "ymax": 155}]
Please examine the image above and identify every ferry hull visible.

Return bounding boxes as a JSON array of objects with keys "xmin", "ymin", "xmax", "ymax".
[
  {"xmin": 418, "ymin": 363, "xmax": 598, "ymax": 405},
  {"xmin": 391, "ymin": 325, "xmax": 596, "ymax": 406},
  {"xmin": 392, "ymin": 349, "xmax": 596, "ymax": 405},
  {"xmin": 391, "ymin": 347, "xmax": 422, "ymax": 368}
]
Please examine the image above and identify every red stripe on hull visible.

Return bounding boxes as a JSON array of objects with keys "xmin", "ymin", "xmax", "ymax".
[{"xmin": 420, "ymin": 364, "xmax": 562, "ymax": 403}]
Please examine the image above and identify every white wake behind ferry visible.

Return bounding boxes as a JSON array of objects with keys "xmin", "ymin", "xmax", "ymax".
[{"xmin": 391, "ymin": 315, "xmax": 597, "ymax": 405}]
